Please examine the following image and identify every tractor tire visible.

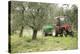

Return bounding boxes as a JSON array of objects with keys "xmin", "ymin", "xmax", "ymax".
[{"xmin": 69, "ymin": 31, "xmax": 74, "ymax": 37}]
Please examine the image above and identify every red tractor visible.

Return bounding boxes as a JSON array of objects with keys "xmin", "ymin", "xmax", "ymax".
[{"xmin": 55, "ymin": 16, "xmax": 74, "ymax": 37}]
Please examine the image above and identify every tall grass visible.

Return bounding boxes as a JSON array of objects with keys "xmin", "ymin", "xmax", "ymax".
[{"xmin": 10, "ymin": 35, "xmax": 78, "ymax": 53}]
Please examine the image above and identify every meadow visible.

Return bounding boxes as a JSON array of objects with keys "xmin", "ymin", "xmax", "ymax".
[{"xmin": 11, "ymin": 34, "xmax": 78, "ymax": 53}]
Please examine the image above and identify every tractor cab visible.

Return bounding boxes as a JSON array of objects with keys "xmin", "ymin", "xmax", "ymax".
[
  {"xmin": 55, "ymin": 16, "xmax": 71, "ymax": 26},
  {"xmin": 55, "ymin": 16, "xmax": 73, "ymax": 37}
]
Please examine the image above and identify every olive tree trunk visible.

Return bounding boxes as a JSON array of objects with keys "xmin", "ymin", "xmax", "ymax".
[
  {"xmin": 19, "ymin": 26, "xmax": 24, "ymax": 37},
  {"xmin": 32, "ymin": 29, "xmax": 37, "ymax": 40}
]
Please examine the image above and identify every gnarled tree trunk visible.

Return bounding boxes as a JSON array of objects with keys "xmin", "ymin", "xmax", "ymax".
[
  {"xmin": 19, "ymin": 26, "xmax": 24, "ymax": 37},
  {"xmin": 32, "ymin": 29, "xmax": 37, "ymax": 40}
]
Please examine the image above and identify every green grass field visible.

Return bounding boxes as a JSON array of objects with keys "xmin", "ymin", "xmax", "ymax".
[{"xmin": 10, "ymin": 35, "xmax": 78, "ymax": 53}]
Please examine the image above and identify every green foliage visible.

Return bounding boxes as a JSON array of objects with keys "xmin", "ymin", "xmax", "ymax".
[
  {"xmin": 65, "ymin": 4, "xmax": 78, "ymax": 30},
  {"xmin": 10, "ymin": 2, "xmax": 54, "ymax": 36},
  {"xmin": 10, "ymin": 1, "xmax": 78, "ymax": 34}
]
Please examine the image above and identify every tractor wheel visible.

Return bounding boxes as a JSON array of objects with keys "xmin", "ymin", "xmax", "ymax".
[
  {"xmin": 55, "ymin": 33, "xmax": 58, "ymax": 37},
  {"xmin": 45, "ymin": 33, "xmax": 47, "ymax": 36},
  {"xmin": 60, "ymin": 34, "xmax": 63, "ymax": 37},
  {"xmin": 49, "ymin": 34, "xmax": 53, "ymax": 36},
  {"xmin": 63, "ymin": 31, "xmax": 67, "ymax": 37},
  {"xmin": 69, "ymin": 31, "xmax": 74, "ymax": 37}
]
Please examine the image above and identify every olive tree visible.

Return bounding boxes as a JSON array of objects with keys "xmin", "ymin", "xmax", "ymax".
[
  {"xmin": 25, "ymin": 2, "xmax": 51, "ymax": 40},
  {"xmin": 10, "ymin": 1, "xmax": 53, "ymax": 39}
]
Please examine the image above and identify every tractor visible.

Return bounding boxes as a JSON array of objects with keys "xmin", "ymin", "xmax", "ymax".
[
  {"xmin": 55, "ymin": 16, "xmax": 74, "ymax": 37},
  {"xmin": 43, "ymin": 24, "xmax": 53, "ymax": 36}
]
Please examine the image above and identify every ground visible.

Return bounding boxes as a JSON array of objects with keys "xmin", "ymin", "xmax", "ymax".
[{"xmin": 10, "ymin": 34, "xmax": 78, "ymax": 53}]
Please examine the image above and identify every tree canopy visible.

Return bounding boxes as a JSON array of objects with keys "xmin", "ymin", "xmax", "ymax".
[{"xmin": 10, "ymin": 1, "xmax": 78, "ymax": 39}]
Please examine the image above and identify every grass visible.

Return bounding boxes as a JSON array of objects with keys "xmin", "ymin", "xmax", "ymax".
[{"xmin": 10, "ymin": 35, "xmax": 78, "ymax": 53}]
